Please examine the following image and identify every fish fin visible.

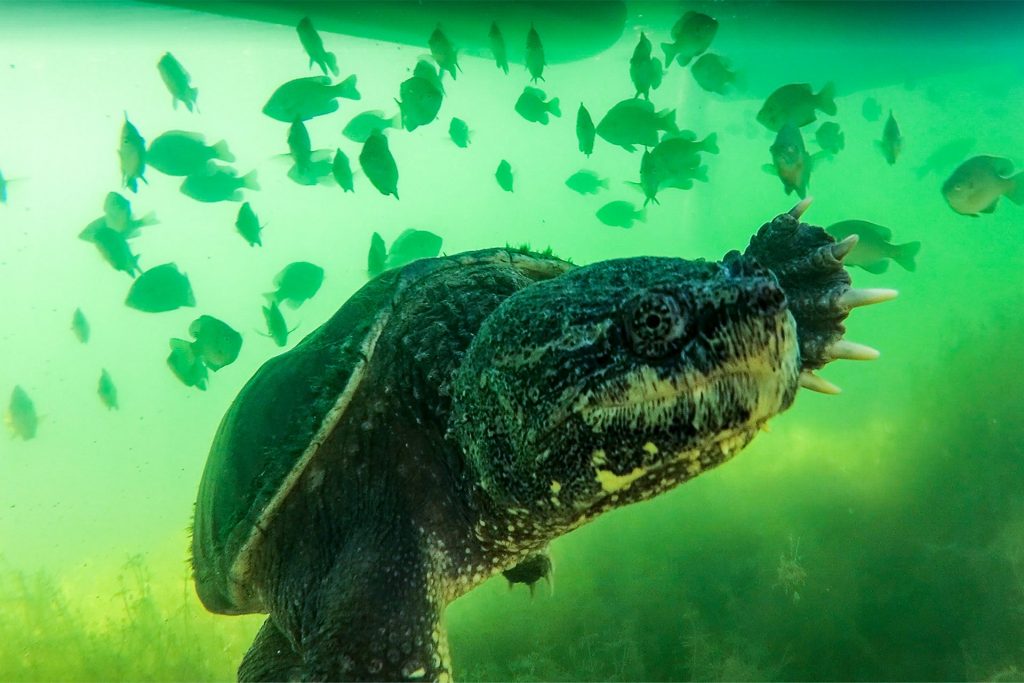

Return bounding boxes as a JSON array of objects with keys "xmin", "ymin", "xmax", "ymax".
[
  {"xmin": 817, "ymin": 81, "xmax": 837, "ymax": 115},
  {"xmin": 1007, "ymin": 172, "xmax": 1024, "ymax": 205},
  {"xmin": 547, "ymin": 97, "xmax": 561, "ymax": 118},
  {"xmin": 810, "ymin": 150, "xmax": 831, "ymax": 166},
  {"xmin": 172, "ymin": 97, "xmax": 178, "ymax": 111},
  {"xmin": 624, "ymin": 180, "xmax": 643, "ymax": 192},
  {"xmin": 643, "ymin": 195, "xmax": 660, "ymax": 207},
  {"xmin": 860, "ymin": 260, "xmax": 890, "ymax": 274},
  {"xmin": 138, "ymin": 211, "xmax": 159, "ymax": 227},
  {"xmin": 190, "ymin": 87, "xmax": 199, "ymax": 112},
  {"xmin": 761, "ymin": 163, "xmax": 777, "ymax": 175},
  {"xmin": 212, "ymin": 139, "xmax": 235, "ymax": 163},
  {"xmin": 980, "ymin": 200, "xmax": 999, "ymax": 214},
  {"xmin": 892, "ymin": 241, "xmax": 921, "ymax": 272}
]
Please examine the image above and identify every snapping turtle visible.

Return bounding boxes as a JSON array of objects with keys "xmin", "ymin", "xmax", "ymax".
[{"xmin": 191, "ymin": 201, "xmax": 895, "ymax": 681}]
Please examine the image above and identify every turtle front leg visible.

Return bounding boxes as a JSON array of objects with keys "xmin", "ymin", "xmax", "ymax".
[
  {"xmin": 742, "ymin": 198, "xmax": 898, "ymax": 393},
  {"xmin": 260, "ymin": 526, "xmax": 452, "ymax": 682},
  {"xmin": 238, "ymin": 617, "xmax": 302, "ymax": 682}
]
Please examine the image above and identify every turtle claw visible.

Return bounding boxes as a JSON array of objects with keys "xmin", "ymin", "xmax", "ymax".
[
  {"xmin": 826, "ymin": 340, "xmax": 881, "ymax": 361},
  {"xmin": 831, "ymin": 234, "xmax": 859, "ymax": 261},
  {"xmin": 743, "ymin": 205, "xmax": 898, "ymax": 375},
  {"xmin": 799, "ymin": 371, "xmax": 841, "ymax": 395},
  {"xmin": 788, "ymin": 197, "xmax": 813, "ymax": 219},
  {"xmin": 838, "ymin": 287, "xmax": 899, "ymax": 310}
]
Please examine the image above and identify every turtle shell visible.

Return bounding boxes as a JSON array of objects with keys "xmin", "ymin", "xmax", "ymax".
[{"xmin": 191, "ymin": 248, "xmax": 573, "ymax": 614}]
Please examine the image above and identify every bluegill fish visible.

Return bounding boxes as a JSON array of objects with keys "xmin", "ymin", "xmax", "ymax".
[
  {"xmin": 526, "ymin": 24, "xmax": 546, "ymax": 82},
  {"xmin": 629, "ymin": 33, "xmax": 663, "ymax": 100},
  {"xmin": 449, "ymin": 117, "xmax": 470, "ymax": 148},
  {"xmin": 167, "ymin": 338, "xmax": 208, "ymax": 391},
  {"xmin": 267, "ymin": 261, "xmax": 324, "ymax": 309},
  {"xmin": 596, "ymin": 99, "xmax": 677, "ymax": 152},
  {"xmin": 119, "ymin": 114, "xmax": 147, "ymax": 193},
  {"xmin": 235, "ymin": 202, "xmax": 264, "ymax": 247},
  {"xmin": 429, "ymin": 25, "xmax": 460, "ymax": 80},
  {"xmin": 397, "ymin": 61, "xmax": 444, "ymax": 132},
  {"xmin": 662, "ymin": 11, "xmax": 718, "ymax": 67},
  {"xmin": 343, "ymin": 110, "xmax": 400, "ymax": 143},
  {"xmin": 596, "ymin": 200, "xmax": 645, "ymax": 228},
  {"xmin": 157, "ymin": 52, "xmax": 198, "ymax": 112},
  {"xmin": 263, "ymin": 76, "xmax": 360, "ymax": 122},
  {"xmin": 297, "ymin": 16, "xmax": 338, "ymax": 77},
  {"xmin": 766, "ymin": 123, "xmax": 812, "ymax": 198},
  {"xmin": 691, "ymin": 53, "xmax": 738, "ymax": 95},
  {"xmin": 827, "ymin": 220, "xmax": 920, "ymax": 274},
  {"xmin": 942, "ymin": 155, "xmax": 1024, "ymax": 216},
  {"xmin": 359, "ymin": 130, "xmax": 399, "ymax": 199},
  {"xmin": 6, "ymin": 385, "xmax": 38, "ymax": 440},
  {"xmin": 71, "ymin": 308, "xmax": 90, "ymax": 344},
  {"xmin": 565, "ymin": 170, "xmax": 608, "ymax": 195},
  {"xmin": 757, "ymin": 82, "xmax": 836, "ymax": 131},
  {"xmin": 189, "ymin": 315, "xmax": 242, "ymax": 371},
  {"xmin": 147, "ymin": 130, "xmax": 234, "ymax": 177},
  {"xmin": 125, "ymin": 263, "xmax": 195, "ymax": 313},
  {"xmin": 495, "ymin": 160, "xmax": 514, "ymax": 192},
  {"xmin": 489, "ymin": 22, "xmax": 509, "ymax": 74},
  {"xmin": 181, "ymin": 164, "xmax": 259, "ymax": 203},
  {"xmin": 515, "ymin": 86, "xmax": 560, "ymax": 125},
  {"xmin": 576, "ymin": 104, "xmax": 595, "ymax": 156},
  {"xmin": 877, "ymin": 111, "xmax": 902, "ymax": 165},
  {"xmin": 98, "ymin": 369, "xmax": 118, "ymax": 410}
]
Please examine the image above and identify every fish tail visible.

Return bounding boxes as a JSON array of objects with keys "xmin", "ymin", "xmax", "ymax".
[
  {"xmin": 242, "ymin": 170, "xmax": 260, "ymax": 191},
  {"xmin": 326, "ymin": 52, "xmax": 339, "ymax": 77},
  {"xmin": 702, "ymin": 132, "xmax": 719, "ymax": 154},
  {"xmin": 547, "ymin": 97, "xmax": 561, "ymax": 118},
  {"xmin": 893, "ymin": 241, "xmax": 921, "ymax": 272},
  {"xmin": 661, "ymin": 42, "xmax": 677, "ymax": 66},
  {"xmin": 636, "ymin": 207, "xmax": 648, "ymax": 223},
  {"xmin": 212, "ymin": 139, "xmax": 235, "ymax": 163},
  {"xmin": 1007, "ymin": 172, "xmax": 1024, "ymax": 205},
  {"xmin": 817, "ymin": 81, "xmax": 837, "ymax": 116},
  {"xmin": 336, "ymin": 74, "xmax": 361, "ymax": 101},
  {"xmin": 659, "ymin": 108, "xmax": 679, "ymax": 133},
  {"xmin": 138, "ymin": 211, "xmax": 159, "ymax": 227},
  {"xmin": 599, "ymin": 178, "xmax": 610, "ymax": 189}
]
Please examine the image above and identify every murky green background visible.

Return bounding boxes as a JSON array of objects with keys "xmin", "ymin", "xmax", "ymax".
[{"xmin": 1, "ymin": 1, "xmax": 1022, "ymax": 680}]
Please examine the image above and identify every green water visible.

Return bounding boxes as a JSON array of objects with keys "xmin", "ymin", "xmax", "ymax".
[{"xmin": 1, "ymin": 1, "xmax": 1022, "ymax": 680}]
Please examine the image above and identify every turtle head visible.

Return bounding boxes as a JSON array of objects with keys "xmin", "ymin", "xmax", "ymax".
[
  {"xmin": 450, "ymin": 204, "xmax": 894, "ymax": 543},
  {"xmin": 449, "ymin": 244, "xmax": 801, "ymax": 537}
]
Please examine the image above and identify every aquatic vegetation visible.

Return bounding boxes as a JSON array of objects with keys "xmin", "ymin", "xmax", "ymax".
[
  {"xmin": 774, "ymin": 536, "xmax": 807, "ymax": 603},
  {"xmin": 0, "ymin": 556, "xmax": 255, "ymax": 681}
]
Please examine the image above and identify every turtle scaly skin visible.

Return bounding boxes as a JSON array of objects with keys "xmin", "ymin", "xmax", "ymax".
[{"xmin": 191, "ymin": 204, "xmax": 895, "ymax": 681}]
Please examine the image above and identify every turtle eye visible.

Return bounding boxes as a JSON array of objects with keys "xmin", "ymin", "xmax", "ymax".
[{"xmin": 626, "ymin": 292, "xmax": 689, "ymax": 358}]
